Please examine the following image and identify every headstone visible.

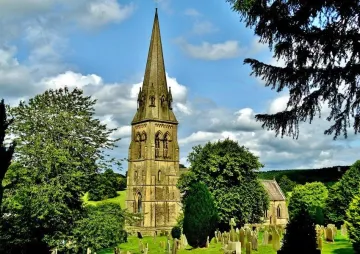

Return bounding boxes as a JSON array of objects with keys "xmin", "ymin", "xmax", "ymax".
[
  {"xmin": 246, "ymin": 230, "xmax": 252, "ymax": 243},
  {"xmin": 240, "ymin": 228, "xmax": 245, "ymax": 247},
  {"xmin": 167, "ymin": 240, "xmax": 171, "ymax": 253},
  {"xmin": 272, "ymin": 230, "xmax": 281, "ymax": 251},
  {"xmin": 326, "ymin": 227, "xmax": 335, "ymax": 242},
  {"xmin": 206, "ymin": 236, "xmax": 210, "ymax": 248},
  {"xmin": 318, "ymin": 237, "xmax": 323, "ymax": 251},
  {"xmin": 246, "ymin": 242, "xmax": 252, "ymax": 254},
  {"xmin": 262, "ymin": 230, "xmax": 269, "ymax": 245},
  {"xmin": 87, "ymin": 248, "xmax": 91, "ymax": 254},
  {"xmin": 235, "ymin": 241, "xmax": 241, "ymax": 254},
  {"xmin": 251, "ymin": 234, "xmax": 258, "ymax": 251}
]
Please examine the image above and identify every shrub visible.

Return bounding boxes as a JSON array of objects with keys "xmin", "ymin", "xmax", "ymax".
[
  {"xmin": 278, "ymin": 204, "xmax": 319, "ymax": 254},
  {"xmin": 171, "ymin": 226, "xmax": 182, "ymax": 239},
  {"xmin": 183, "ymin": 182, "xmax": 218, "ymax": 248},
  {"xmin": 345, "ymin": 194, "xmax": 360, "ymax": 253}
]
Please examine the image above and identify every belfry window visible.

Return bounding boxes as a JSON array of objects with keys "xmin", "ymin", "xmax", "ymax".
[
  {"xmin": 155, "ymin": 133, "xmax": 161, "ymax": 158},
  {"xmin": 137, "ymin": 192, "xmax": 142, "ymax": 213},
  {"xmin": 163, "ymin": 135, "xmax": 168, "ymax": 158}
]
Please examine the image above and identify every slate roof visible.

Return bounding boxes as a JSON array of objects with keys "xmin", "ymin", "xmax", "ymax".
[{"xmin": 261, "ymin": 180, "xmax": 286, "ymax": 201}]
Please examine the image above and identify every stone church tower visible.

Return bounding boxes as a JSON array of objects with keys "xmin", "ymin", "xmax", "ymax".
[{"xmin": 125, "ymin": 9, "xmax": 181, "ymax": 235}]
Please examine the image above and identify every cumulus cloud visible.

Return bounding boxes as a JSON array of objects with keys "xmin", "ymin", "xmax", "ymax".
[
  {"xmin": 75, "ymin": 0, "xmax": 135, "ymax": 29},
  {"xmin": 184, "ymin": 8, "xmax": 201, "ymax": 17},
  {"xmin": 192, "ymin": 20, "xmax": 218, "ymax": 35},
  {"xmin": 175, "ymin": 38, "xmax": 242, "ymax": 60}
]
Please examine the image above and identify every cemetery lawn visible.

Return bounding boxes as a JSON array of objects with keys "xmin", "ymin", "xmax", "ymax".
[
  {"xmin": 98, "ymin": 230, "xmax": 354, "ymax": 254},
  {"xmin": 82, "ymin": 190, "xmax": 126, "ymax": 208}
]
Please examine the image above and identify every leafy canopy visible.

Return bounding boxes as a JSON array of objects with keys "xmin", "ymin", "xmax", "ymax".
[
  {"xmin": 88, "ymin": 169, "xmax": 119, "ymax": 201},
  {"xmin": 227, "ymin": 0, "xmax": 360, "ymax": 140},
  {"xmin": 288, "ymin": 182, "xmax": 328, "ymax": 224},
  {"xmin": 345, "ymin": 193, "xmax": 360, "ymax": 253},
  {"xmin": 0, "ymin": 88, "xmax": 121, "ymax": 252},
  {"xmin": 0, "ymin": 99, "xmax": 15, "ymax": 210},
  {"xmin": 177, "ymin": 139, "xmax": 269, "ymax": 230},
  {"xmin": 183, "ymin": 182, "xmax": 218, "ymax": 248},
  {"xmin": 325, "ymin": 160, "xmax": 360, "ymax": 227}
]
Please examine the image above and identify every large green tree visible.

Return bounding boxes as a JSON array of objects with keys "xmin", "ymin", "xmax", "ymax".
[
  {"xmin": 288, "ymin": 182, "xmax": 328, "ymax": 225},
  {"xmin": 0, "ymin": 88, "xmax": 120, "ymax": 253},
  {"xmin": 177, "ymin": 139, "xmax": 269, "ymax": 230},
  {"xmin": 227, "ymin": 0, "xmax": 360, "ymax": 140},
  {"xmin": 0, "ymin": 99, "xmax": 15, "ymax": 209},
  {"xmin": 88, "ymin": 169, "xmax": 119, "ymax": 201},
  {"xmin": 325, "ymin": 160, "xmax": 360, "ymax": 227}
]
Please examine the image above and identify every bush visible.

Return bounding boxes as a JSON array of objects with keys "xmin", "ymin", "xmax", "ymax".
[
  {"xmin": 183, "ymin": 182, "xmax": 218, "ymax": 248},
  {"xmin": 88, "ymin": 169, "xmax": 118, "ymax": 201},
  {"xmin": 278, "ymin": 205, "xmax": 319, "ymax": 254},
  {"xmin": 288, "ymin": 182, "xmax": 328, "ymax": 224},
  {"xmin": 345, "ymin": 194, "xmax": 360, "ymax": 253},
  {"xmin": 171, "ymin": 226, "xmax": 182, "ymax": 239},
  {"xmin": 325, "ymin": 160, "xmax": 360, "ymax": 227}
]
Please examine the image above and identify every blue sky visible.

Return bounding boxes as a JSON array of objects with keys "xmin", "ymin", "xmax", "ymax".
[{"xmin": 0, "ymin": 0, "xmax": 359, "ymax": 173}]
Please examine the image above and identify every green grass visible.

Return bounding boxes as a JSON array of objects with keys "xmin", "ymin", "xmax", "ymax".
[
  {"xmin": 82, "ymin": 190, "xmax": 127, "ymax": 208},
  {"xmin": 98, "ymin": 230, "xmax": 354, "ymax": 254}
]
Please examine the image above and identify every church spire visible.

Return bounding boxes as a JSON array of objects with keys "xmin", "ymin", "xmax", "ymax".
[{"xmin": 132, "ymin": 9, "xmax": 177, "ymax": 124}]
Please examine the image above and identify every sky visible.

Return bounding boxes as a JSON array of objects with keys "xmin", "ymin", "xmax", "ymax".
[{"xmin": 0, "ymin": 0, "xmax": 359, "ymax": 173}]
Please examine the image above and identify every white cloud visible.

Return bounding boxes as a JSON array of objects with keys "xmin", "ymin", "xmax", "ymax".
[
  {"xmin": 184, "ymin": 8, "xmax": 201, "ymax": 17},
  {"xmin": 192, "ymin": 20, "xmax": 218, "ymax": 35},
  {"xmin": 76, "ymin": 0, "xmax": 135, "ymax": 28},
  {"xmin": 176, "ymin": 38, "xmax": 242, "ymax": 60}
]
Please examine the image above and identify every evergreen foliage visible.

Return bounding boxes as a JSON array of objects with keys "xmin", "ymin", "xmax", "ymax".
[
  {"xmin": 278, "ymin": 205, "xmax": 319, "ymax": 254},
  {"xmin": 183, "ymin": 182, "xmax": 218, "ymax": 248},
  {"xmin": 0, "ymin": 99, "xmax": 15, "ymax": 210},
  {"xmin": 288, "ymin": 182, "xmax": 328, "ymax": 224},
  {"xmin": 171, "ymin": 226, "xmax": 182, "ymax": 239},
  {"xmin": 325, "ymin": 160, "xmax": 360, "ymax": 227},
  {"xmin": 277, "ymin": 175, "xmax": 297, "ymax": 196},
  {"xmin": 346, "ymin": 194, "xmax": 360, "ymax": 253},
  {"xmin": 178, "ymin": 139, "xmax": 269, "ymax": 230},
  {"xmin": 227, "ymin": 0, "xmax": 360, "ymax": 140}
]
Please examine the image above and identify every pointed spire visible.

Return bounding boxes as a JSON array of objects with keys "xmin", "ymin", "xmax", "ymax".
[{"xmin": 132, "ymin": 9, "xmax": 177, "ymax": 124}]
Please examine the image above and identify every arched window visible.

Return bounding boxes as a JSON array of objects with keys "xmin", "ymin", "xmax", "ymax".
[
  {"xmin": 277, "ymin": 205, "xmax": 281, "ymax": 218},
  {"xmin": 158, "ymin": 170, "xmax": 162, "ymax": 182},
  {"xmin": 150, "ymin": 96, "xmax": 155, "ymax": 106},
  {"xmin": 135, "ymin": 133, "xmax": 142, "ymax": 159},
  {"xmin": 163, "ymin": 134, "xmax": 168, "ymax": 158},
  {"xmin": 137, "ymin": 192, "xmax": 142, "ymax": 213},
  {"xmin": 155, "ymin": 132, "xmax": 161, "ymax": 158}
]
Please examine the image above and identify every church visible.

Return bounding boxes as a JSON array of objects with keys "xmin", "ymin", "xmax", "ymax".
[{"xmin": 125, "ymin": 9, "xmax": 288, "ymax": 235}]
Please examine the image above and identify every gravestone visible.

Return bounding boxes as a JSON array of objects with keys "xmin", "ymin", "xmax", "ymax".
[
  {"xmin": 87, "ymin": 248, "xmax": 91, "ymax": 254},
  {"xmin": 167, "ymin": 240, "xmax": 171, "ymax": 253},
  {"xmin": 326, "ymin": 227, "xmax": 335, "ymax": 242},
  {"xmin": 246, "ymin": 242, "xmax": 252, "ymax": 254},
  {"xmin": 206, "ymin": 236, "xmax": 210, "ymax": 248},
  {"xmin": 272, "ymin": 230, "xmax": 281, "ymax": 251},
  {"xmin": 240, "ymin": 228, "xmax": 245, "ymax": 247},
  {"xmin": 262, "ymin": 230, "xmax": 269, "ymax": 245},
  {"xmin": 251, "ymin": 234, "xmax": 258, "ymax": 251}
]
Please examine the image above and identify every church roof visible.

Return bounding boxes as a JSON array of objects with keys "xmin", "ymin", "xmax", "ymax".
[
  {"xmin": 261, "ymin": 180, "xmax": 286, "ymax": 201},
  {"xmin": 132, "ymin": 8, "xmax": 177, "ymax": 124}
]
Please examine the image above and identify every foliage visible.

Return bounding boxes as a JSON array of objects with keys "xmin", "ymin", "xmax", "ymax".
[
  {"xmin": 0, "ymin": 99, "xmax": 15, "ymax": 210},
  {"xmin": 288, "ymin": 182, "xmax": 328, "ymax": 224},
  {"xmin": 176, "ymin": 212, "xmax": 184, "ymax": 230},
  {"xmin": 70, "ymin": 204, "xmax": 128, "ymax": 253},
  {"xmin": 171, "ymin": 226, "xmax": 182, "ymax": 239},
  {"xmin": 0, "ymin": 88, "xmax": 120, "ymax": 253},
  {"xmin": 88, "ymin": 169, "xmax": 119, "ymax": 201},
  {"xmin": 183, "ymin": 182, "xmax": 218, "ymax": 248},
  {"xmin": 178, "ymin": 139, "xmax": 269, "ymax": 230},
  {"xmin": 277, "ymin": 175, "xmax": 297, "ymax": 196},
  {"xmin": 345, "ymin": 193, "xmax": 360, "ymax": 253},
  {"xmin": 258, "ymin": 166, "xmax": 348, "ymax": 186},
  {"xmin": 227, "ymin": 0, "xmax": 360, "ymax": 140},
  {"xmin": 278, "ymin": 205, "xmax": 318, "ymax": 254},
  {"xmin": 117, "ymin": 174, "xmax": 127, "ymax": 190},
  {"xmin": 325, "ymin": 160, "xmax": 360, "ymax": 227}
]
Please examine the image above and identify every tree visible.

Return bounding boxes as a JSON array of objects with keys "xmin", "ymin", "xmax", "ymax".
[
  {"xmin": 177, "ymin": 139, "xmax": 269, "ymax": 230},
  {"xmin": 278, "ymin": 205, "xmax": 319, "ymax": 254},
  {"xmin": 70, "ymin": 204, "xmax": 128, "ymax": 253},
  {"xmin": 277, "ymin": 175, "xmax": 297, "ymax": 196},
  {"xmin": 325, "ymin": 160, "xmax": 360, "ymax": 227},
  {"xmin": 0, "ymin": 88, "xmax": 120, "ymax": 253},
  {"xmin": 0, "ymin": 99, "xmax": 15, "ymax": 209},
  {"xmin": 183, "ymin": 182, "xmax": 218, "ymax": 248},
  {"xmin": 88, "ymin": 169, "xmax": 119, "ymax": 201},
  {"xmin": 227, "ymin": 0, "xmax": 360, "ymax": 140},
  {"xmin": 345, "ymin": 193, "xmax": 360, "ymax": 253},
  {"xmin": 288, "ymin": 182, "xmax": 328, "ymax": 224}
]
